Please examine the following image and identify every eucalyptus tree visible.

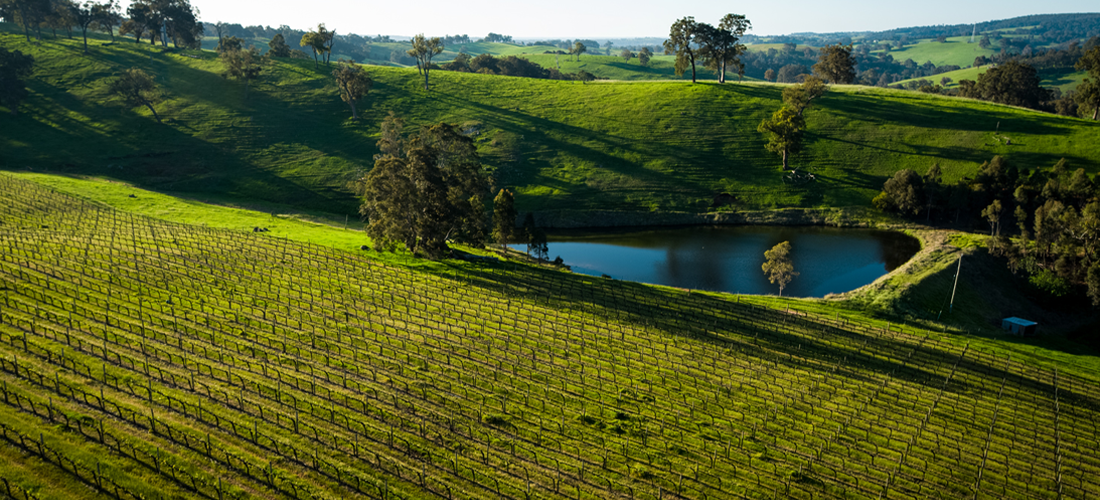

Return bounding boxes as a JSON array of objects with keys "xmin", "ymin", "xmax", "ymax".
[
  {"xmin": 332, "ymin": 60, "xmax": 372, "ymax": 120},
  {"xmin": 663, "ymin": 17, "xmax": 702, "ymax": 83},
  {"xmin": 407, "ymin": 34, "xmax": 444, "ymax": 90}
]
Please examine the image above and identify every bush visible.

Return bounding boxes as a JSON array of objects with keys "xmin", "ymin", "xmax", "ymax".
[{"xmin": 1028, "ymin": 269, "xmax": 1072, "ymax": 298}]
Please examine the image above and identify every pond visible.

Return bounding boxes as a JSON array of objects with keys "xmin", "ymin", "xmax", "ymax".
[{"xmin": 514, "ymin": 226, "xmax": 920, "ymax": 297}]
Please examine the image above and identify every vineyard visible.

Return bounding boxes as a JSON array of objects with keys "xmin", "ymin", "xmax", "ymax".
[{"xmin": 1, "ymin": 174, "xmax": 1099, "ymax": 500}]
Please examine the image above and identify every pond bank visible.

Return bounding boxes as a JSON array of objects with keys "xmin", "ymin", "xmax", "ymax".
[{"xmin": 520, "ymin": 207, "xmax": 892, "ymax": 229}]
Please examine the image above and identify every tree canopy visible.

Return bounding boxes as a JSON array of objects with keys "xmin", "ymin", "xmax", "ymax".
[
  {"xmin": 332, "ymin": 60, "xmax": 372, "ymax": 120},
  {"xmin": 664, "ymin": 17, "xmax": 702, "ymax": 83},
  {"xmin": 757, "ymin": 106, "xmax": 804, "ymax": 170},
  {"xmin": 268, "ymin": 33, "xmax": 291, "ymax": 57},
  {"xmin": 357, "ymin": 119, "xmax": 489, "ymax": 258},
  {"xmin": 958, "ymin": 60, "xmax": 1049, "ymax": 110},
  {"xmin": 0, "ymin": 47, "xmax": 34, "ymax": 116},
  {"xmin": 1075, "ymin": 46, "xmax": 1100, "ymax": 120},
  {"xmin": 407, "ymin": 34, "xmax": 444, "ymax": 91},
  {"xmin": 762, "ymin": 241, "xmax": 798, "ymax": 296},
  {"xmin": 813, "ymin": 44, "xmax": 856, "ymax": 84},
  {"xmin": 219, "ymin": 45, "xmax": 263, "ymax": 96},
  {"xmin": 492, "ymin": 189, "xmax": 517, "ymax": 248},
  {"xmin": 697, "ymin": 14, "xmax": 752, "ymax": 83},
  {"xmin": 637, "ymin": 47, "xmax": 652, "ymax": 67},
  {"xmin": 107, "ymin": 68, "xmax": 163, "ymax": 122},
  {"xmin": 781, "ymin": 76, "xmax": 827, "ymax": 116}
]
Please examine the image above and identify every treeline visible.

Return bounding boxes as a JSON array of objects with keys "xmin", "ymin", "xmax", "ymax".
[
  {"xmin": 439, "ymin": 53, "xmax": 598, "ymax": 82},
  {"xmin": 867, "ymin": 13, "xmax": 1100, "ymax": 46},
  {"xmin": 874, "ymin": 157, "xmax": 1100, "ymax": 304},
  {"xmin": 746, "ymin": 43, "xmax": 961, "ymax": 85},
  {"xmin": 1, "ymin": 0, "xmax": 202, "ymax": 48}
]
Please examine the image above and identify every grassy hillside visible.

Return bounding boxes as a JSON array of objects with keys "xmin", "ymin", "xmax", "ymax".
[
  {"xmin": 897, "ymin": 64, "xmax": 1088, "ymax": 93},
  {"xmin": 3, "ymin": 174, "xmax": 1100, "ymax": 500},
  {"xmin": 2, "ymin": 25, "xmax": 1099, "ymax": 219},
  {"xmin": 872, "ymin": 36, "xmax": 998, "ymax": 68}
]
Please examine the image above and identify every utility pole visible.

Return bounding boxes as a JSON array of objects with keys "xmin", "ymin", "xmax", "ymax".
[{"xmin": 948, "ymin": 255, "xmax": 962, "ymax": 314}]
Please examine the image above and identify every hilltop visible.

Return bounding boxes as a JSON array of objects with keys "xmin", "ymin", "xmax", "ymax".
[{"xmin": 2, "ymin": 26, "xmax": 1098, "ymax": 221}]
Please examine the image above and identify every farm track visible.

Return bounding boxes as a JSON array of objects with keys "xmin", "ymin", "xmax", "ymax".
[{"xmin": 0, "ymin": 175, "xmax": 1098, "ymax": 499}]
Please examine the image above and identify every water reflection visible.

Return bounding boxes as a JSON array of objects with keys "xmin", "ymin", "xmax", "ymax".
[{"xmin": 516, "ymin": 226, "xmax": 919, "ymax": 297}]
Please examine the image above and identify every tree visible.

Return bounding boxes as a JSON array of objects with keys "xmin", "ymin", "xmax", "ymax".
[
  {"xmin": 522, "ymin": 213, "xmax": 548, "ymax": 262},
  {"xmin": 0, "ymin": 47, "xmax": 34, "ymax": 116},
  {"xmin": 757, "ymin": 106, "xmax": 804, "ymax": 170},
  {"xmin": 637, "ymin": 47, "xmax": 652, "ymax": 67},
  {"xmin": 1, "ymin": 0, "xmax": 51, "ymax": 42},
  {"xmin": 923, "ymin": 163, "xmax": 943, "ymax": 221},
  {"xmin": 1075, "ymin": 46, "xmax": 1100, "ymax": 120},
  {"xmin": 220, "ymin": 46, "xmax": 263, "ymax": 96},
  {"xmin": 215, "ymin": 35, "xmax": 242, "ymax": 55},
  {"xmin": 781, "ymin": 76, "xmax": 827, "ymax": 116},
  {"xmin": 982, "ymin": 199, "xmax": 1004, "ymax": 236},
  {"xmin": 961, "ymin": 60, "xmax": 1049, "ymax": 109},
  {"xmin": 358, "ymin": 122, "xmax": 489, "ymax": 258},
  {"xmin": 764, "ymin": 68, "xmax": 775, "ymax": 82},
  {"xmin": 120, "ymin": 1, "xmax": 152, "ymax": 43},
  {"xmin": 875, "ymin": 169, "xmax": 925, "ymax": 216},
  {"xmin": 91, "ymin": 0, "xmax": 120, "ymax": 41},
  {"xmin": 620, "ymin": 48, "xmax": 634, "ymax": 62},
  {"xmin": 571, "ymin": 41, "xmax": 586, "ymax": 62},
  {"xmin": 664, "ymin": 17, "xmax": 702, "ymax": 83},
  {"xmin": 107, "ymin": 68, "xmax": 162, "ymax": 122},
  {"xmin": 698, "ymin": 13, "xmax": 751, "ymax": 84},
  {"xmin": 1088, "ymin": 262, "xmax": 1100, "ymax": 306},
  {"xmin": 762, "ymin": 241, "xmax": 798, "ymax": 296},
  {"xmin": 407, "ymin": 34, "xmax": 444, "ymax": 90},
  {"xmin": 300, "ymin": 30, "xmax": 325, "ymax": 68},
  {"xmin": 70, "ymin": 1, "xmax": 98, "ymax": 54},
  {"xmin": 268, "ymin": 33, "xmax": 291, "ymax": 57},
  {"xmin": 122, "ymin": 0, "xmax": 202, "ymax": 48},
  {"xmin": 813, "ymin": 44, "xmax": 856, "ymax": 84},
  {"xmin": 332, "ymin": 60, "xmax": 372, "ymax": 120},
  {"xmin": 492, "ymin": 189, "xmax": 517, "ymax": 249},
  {"xmin": 776, "ymin": 64, "xmax": 808, "ymax": 83}
]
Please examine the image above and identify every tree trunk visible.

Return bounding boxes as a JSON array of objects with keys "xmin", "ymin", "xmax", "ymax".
[
  {"xmin": 781, "ymin": 149, "xmax": 789, "ymax": 170},
  {"xmin": 1093, "ymin": 106, "xmax": 1099, "ymax": 121},
  {"xmin": 719, "ymin": 59, "xmax": 725, "ymax": 84},
  {"xmin": 82, "ymin": 30, "xmax": 89, "ymax": 54},
  {"xmin": 144, "ymin": 102, "xmax": 161, "ymax": 122},
  {"xmin": 689, "ymin": 52, "xmax": 696, "ymax": 84},
  {"xmin": 22, "ymin": 21, "xmax": 31, "ymax": 42},
  {"xmin": 423, "ymin": 68, "xmax": 430, "ymax": 91},
  {"xmin": 349, "ymin": 101, "xmax": 358, "ymax": 120}
]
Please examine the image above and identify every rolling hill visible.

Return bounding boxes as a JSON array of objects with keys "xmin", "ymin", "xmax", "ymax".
[{"xmin": 2, "ymin": 25, "xmax": 1098, "ymax": 221}]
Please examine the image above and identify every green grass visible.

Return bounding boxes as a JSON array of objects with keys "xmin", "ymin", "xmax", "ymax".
[
  {"xmin": 2, "ymin": 24, "xmax": 1099, "ymax": 220},
  {"xmin": 2, "ymin": 174, "xmax": 1099, "ymax": 500},
  {"xmin": 871, "ymin": 36, "xmax": 998, "ymax": 68}
]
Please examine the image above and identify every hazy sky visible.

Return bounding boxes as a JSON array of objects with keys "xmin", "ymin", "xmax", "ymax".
[{"xmin": 122, "ymin": 0, "xmax": 1098, "ymax": 39}]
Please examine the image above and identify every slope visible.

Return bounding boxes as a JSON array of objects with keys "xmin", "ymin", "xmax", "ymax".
[
  {"xmin": 2, "ymin": 25, "xmax": 1099, "ymax": 219},
  {"xmin": 2, "ymin": 173, "xmax": 1099, "ymax": 500}
]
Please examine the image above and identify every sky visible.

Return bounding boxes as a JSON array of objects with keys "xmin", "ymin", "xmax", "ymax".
[{"xmin": 121, "ymin": 0, "xmax": 1098, "ymax": 39}]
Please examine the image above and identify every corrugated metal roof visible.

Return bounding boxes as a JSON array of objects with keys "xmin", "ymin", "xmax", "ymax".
[{"xmin": 1003, "ymin": 317, "xmax": 1037, "ymax": 327}]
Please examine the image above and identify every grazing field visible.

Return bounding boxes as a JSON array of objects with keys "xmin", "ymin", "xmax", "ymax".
[
  {"xmin": 870, "ymin": 37, "xmax": 998, "ymax": 68},
  {"xmin": 3, "ymin": 26, "xmax": 1099, "ymax": 219},
  {"xmin": 3, "ymin": 174, "xmax": 1100, "ymax": 499}
]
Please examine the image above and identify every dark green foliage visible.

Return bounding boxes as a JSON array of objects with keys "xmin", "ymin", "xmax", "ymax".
[
  {"xmin": 813, "ymin": 44, "xmax": 856, "ymax": 84},
  {"xmin": 0, "ymin": 46, "xmax": 33, "ymax": 115},
  {"xmin": 637, "ymin": 46, "xmax": 651, "ymax": 67},
  {"xmin": 957, "ymin": 61, "xmax": 1049, "ymax": 110},
  {"xmin": 123, "ymin": 0, "xmax": 202, "ymax": 48},
  {"xmin": 268, "ymin": 33, "xmax": 291, "ymax": 57},
  {"xmin": 776, "ymin": 63, "xmax": 808, "ymax": 83},
  {"xmin": 762, "ymin": 240, "xmax": 797, "ymax": 296},
  {"xmin": 360, "ymin": 121, "xmax": 488, "ymax": 258},
  {"xmin": 875, "ymin": 169, "xmax": 924, "ymax": 215},
  {"xmin": 522, "ymin": 212, "xmax": 547, "ymax": 262},
  {"xmin": 697, "ymin": 14, "xmax": 751, "ymax": 84},
  {"xmin": 664, "ymin": 17, "xmax": 701, "ymax": 83},
  {"xmin": 1076, "ymin": 46, "xmax": 1100, "ymax": 120},
  {"xmin": 491, "ymin": 189, "xmax": 517, "ymax": 248}
]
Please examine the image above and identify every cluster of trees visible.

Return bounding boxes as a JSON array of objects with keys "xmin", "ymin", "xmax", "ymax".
[
  {"xmin": 874, "ymin": 157, "xmax": 1100, "ymax": 303},
  {"xmin": 216, "ymin": 36, "xmax": 264, "ymax": 96},
  {"xmin": 619, "ymin": 47, "xmax": 653, "ymax": 67},
  {"xmin": 747, "ymin": 41, "xmax": 961, "ymax": 85},
  {"xmin": 440, "ymin": 53, "xmax": 597, "ymax": 82},
  {"xmin": 120, "ymin": 0, "xmax": 202, "ymax": 48},
  {"xmin": 0, "ymin": 0, "xmax": 202, "ymax": 48},
  {"xmin": 299, "ymin": 24, "xmax": 336, "ymax": 68},
  {"xmin": 866, "ymin": 13, "xmax": 1100, "ymax": 47},
  {"xmin": 663, "ymin": 14, "xmax": 752, "ymax": 83},
  {"xmin": 953, "ymin": 45, "xmax": 1100, "ymax": 117}
]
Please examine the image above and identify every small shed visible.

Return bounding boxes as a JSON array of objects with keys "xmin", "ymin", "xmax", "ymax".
[{"xmin": 1002, "ymin": 317, "xmax": 1038, "ymax": 336}]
